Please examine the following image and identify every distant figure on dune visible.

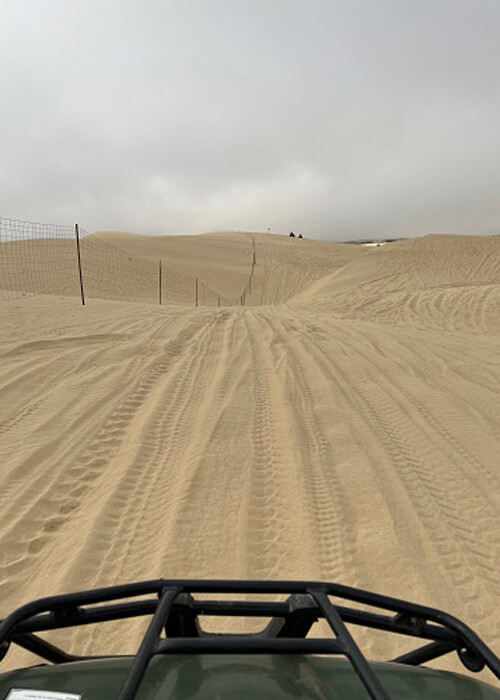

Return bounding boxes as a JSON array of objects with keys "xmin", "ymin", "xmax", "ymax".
[
  {"xmin": 298, "ymin": 233, "xmax": 303, "ymax": 239},
  {"xmin": 289, "ymin": 231, "xmax": 295, "ymax": 237}
]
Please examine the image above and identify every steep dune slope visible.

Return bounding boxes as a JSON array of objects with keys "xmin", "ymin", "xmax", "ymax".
[
  {"xmin": 1, "ymin": 232, "xmax": 500, "ymax": 683},
  {"xmin": 299, "ymin": 234, "xmax": 500, "ymax": 332}
]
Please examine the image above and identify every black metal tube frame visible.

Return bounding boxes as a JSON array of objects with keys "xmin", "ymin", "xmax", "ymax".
[{"xmin": 1, "ymin": 578, "xmax": 499, "ymax": 700}]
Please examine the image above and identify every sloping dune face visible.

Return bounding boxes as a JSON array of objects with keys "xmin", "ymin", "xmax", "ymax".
[
  {"xmin": 1, "ymin": 232, "xmax": 500, "ymax": 681},
  {"xmin": 299, "ymin": 234, "xmax": 500, "ymax": 333},
  {"xmin": 95, "ymin": 230, "xmax": 364, "ymax": 304}
]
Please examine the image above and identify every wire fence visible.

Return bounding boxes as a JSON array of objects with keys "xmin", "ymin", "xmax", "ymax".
[{"xmin": 0, "ymin": 217, "xmax": 256, "ymax": 307}]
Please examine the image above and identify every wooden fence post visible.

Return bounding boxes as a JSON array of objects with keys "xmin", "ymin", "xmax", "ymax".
[
  {"xmin": 74, "ymin": 223, "xmax": 85, "ymax": 306},
  {"xmin": 158, "ymin": 260, "xmax": 162, "ymax": 305}
]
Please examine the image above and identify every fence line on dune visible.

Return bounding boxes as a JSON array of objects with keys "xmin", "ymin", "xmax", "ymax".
[{"xmin": 0, "ymin": 216, "xmax": 257, "ymax": 308}]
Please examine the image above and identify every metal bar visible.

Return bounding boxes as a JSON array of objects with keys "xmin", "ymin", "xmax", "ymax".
[
  {"xmin": 158, "ymin": 638, "xmax": 341, "ymax": 655},
  {"xmin": 190, "ymin": 600, "xmax": 288, "ymax": 617},
  {"xmin": 392, "ymin": 641, "xmax": 456, "ymax": 666},
  {"xmin": 13, "ymin": 600, "xmax": 293, "ymax": 636},
  {"xmin": 310, "ymin": 590, "xmax": 391, "ymax": 700},
  {"xmin": 2, "ymin": 578, "xmax": 500, "ymax": 683},
  {"xmin": 0, "ymin": 580, "xmax": 168, "ymax": 651},
  {"xmin": 0, "ymin": 577, "xmax": 463, "ymax": 611},
  {"xmin": 318, "ymin": 585, "xmax": 500, "ymax": 681},
  {"xmin": 335, "ymin": 605, "xmax": 456, "ymax": 644},
  {"xmin": 14, "ymin": 600, "xmax": 159, "ymax": 634},
  {"xmin": 195, "ymin": 278, "xmax": 198, "ymax": 307},
  {"xmin": 12, "ymin": 599, "xmax": 455, "ymax": 645},
  {"xmin": 14, "ymin": 633, "xmax": 80, "ymax": 664},
  {"xmin": 117, "ymin": 587, "xmax": 182, "ymax": 700},
  {"xmin": 74, "ymin": 223, "xmax": 85, "ymax": 306},
  {"xmin": 0, "ymin": 577, "xmax": 482, "ymax": 629}
]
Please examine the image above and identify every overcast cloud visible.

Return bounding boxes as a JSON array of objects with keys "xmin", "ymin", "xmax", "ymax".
[{"xmin": 1, "ymin": 0, "xmax": 499, "ymax": 239}]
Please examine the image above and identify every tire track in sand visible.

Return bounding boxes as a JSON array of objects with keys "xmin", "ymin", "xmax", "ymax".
[
  {"xmin": 240, "ymin": 311, "xmax": 297, "ymax": 578},
  {"xmin": 0, "ymin": 313, "xmax": 210, "ymax": 599},
  {"xmin": 69, "ymin": 309, "xmax": 242, "ymax": 655},
  {"xmin": 337, "ymin": 327, "xmax": 500, "ymax": 611},
  {"xmin": 258, "ymin": 309, "xmax": 357, "ymax": 583},
  {"xmin": 300, "ymin": 314, "xmax": 500, "ymax": 636}
]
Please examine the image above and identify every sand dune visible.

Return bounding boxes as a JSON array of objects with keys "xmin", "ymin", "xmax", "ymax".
[
  {"xmin": 1, "ymin": 232, "xmax": 500, "ymax": 683},
  {"xmin": 95, "ymin": 230, "xmax": 365, "ymax": 304},
  {"xmin": 300, "ymin": 233, "xmax": 500, "ymax": 332}
]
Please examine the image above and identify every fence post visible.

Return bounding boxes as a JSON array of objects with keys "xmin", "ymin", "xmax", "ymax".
[
  {"xmin": 218, "ymin": 295, "xmax": 220, "ymax": 307},
  {"xmin": 195, "ymin": 277, "xmax": 199, "ymax": 307},
  {"xmin": 158, "ymin": 259, "xmax": 162, "ymax": 305},
  {"xmin": 74, "ymin": 223, "xmax": 85, "ymax": 306}
]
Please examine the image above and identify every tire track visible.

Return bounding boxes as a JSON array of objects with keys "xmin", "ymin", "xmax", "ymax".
[
  {"xmin": 239, "ymin": 310, "xmax": 297, "ymax": 578},
  {"xmin": 70, "ymin": 310, "xmax": 243, "ymax": 654},
  {"xmin": 0, "ymin": 313, "xmax": 210, "ymax": 598},
  {"xmin": 62, "ymin": 312, "xmax": 223, "ymax": 579},
  {"xmin": 337, "ymin": 326, "xmax": 500, "ymax": 597},
  {"xmin": 153, "ymin": 310, "xmax": 252, "ymax": 578},
  {"xmin": 298, "ymin": 314, "xmax": 500, "ymax": 634},
  {"xmin": 259, "ymin": 309, "xmax": 357, "ymax": 583}
]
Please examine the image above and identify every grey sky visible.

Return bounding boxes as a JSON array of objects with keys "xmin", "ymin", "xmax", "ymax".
[{"xmin": 1, "ymin": 0, "xmax": 499, "ymax": 239}]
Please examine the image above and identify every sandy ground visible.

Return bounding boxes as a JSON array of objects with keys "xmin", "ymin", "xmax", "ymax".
[{"xmin": 1, "ymin": 232, "xmax": 500, "ymax": 683}]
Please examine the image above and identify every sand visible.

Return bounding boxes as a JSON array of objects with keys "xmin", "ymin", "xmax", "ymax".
[{"xmin": 1, "ymin": 231, "xmax": 500, "ymax": 682}]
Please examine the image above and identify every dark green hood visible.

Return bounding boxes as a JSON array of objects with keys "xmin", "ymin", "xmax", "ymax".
[{"xmin": 1, "ymin": 655, "xmax": 500, "ymax": 699}]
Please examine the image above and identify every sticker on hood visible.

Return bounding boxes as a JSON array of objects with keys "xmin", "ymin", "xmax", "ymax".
[{"xmin": 5, "ymin": 691, "xmax": 81, "ymax": 700}]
